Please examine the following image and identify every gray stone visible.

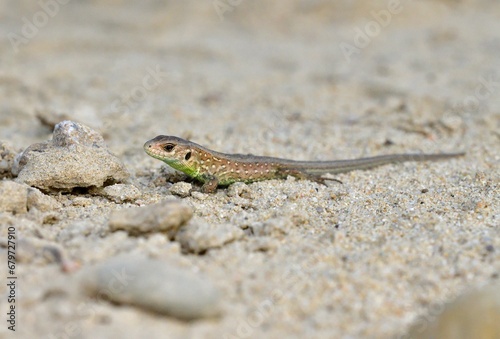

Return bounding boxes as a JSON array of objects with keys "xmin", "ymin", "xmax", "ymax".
[
  {"xmin": 27, "ymin": 187, "xmax": 61, "ymax": 212},
  {"xmin": 109, "ymin": 200, "xmax": 193, "ymax": 237},
  {"xmin": 407, "ymin": 281, "xmax": 500, "ymax": 339},
  {"xmin": 98, "ymin": 184, "xmax": 142, "ymax": 203},
  {"xmin": 0, "ymin": 141, "xmax": 18, "ymax": 178},
  {"xmin": 246, "ymin": 237, "xmax": 280, "ymax": 252},
  {"xmin": 0, "ymin": 181, "xmax": 27, "ymax": 214},
  {"xmin": 57, "ymin": 220, "xmax": 98, "ymax": 242},
  {"xmin": 70, "ymin": 197, "xmax": 93, "ymax": 207},
  {"xmin": 226, "ymin": 182, "xmax": 253, "ymax": 199},
  {"xmin": 52, "ymin": 120, "xmax": 106, "ymax": 148},
  {"xmin": 14, "ymin": 121, "xmax": 129, "ymax": 192},
  {"xmin": 176, "ymin": 221, "xmax": 245, "ymax": 254},
  {"xmin": 169, "ymin": 182, "xmax": 192, "ymax": 198},
  {"xmin": 12, "ymin": 142, "xmax": 50, "ymax": 176},
  {"xmin": 80, "ymin": 255, "xmax": 221, "ymax": 320},
  {"xmin": 248, "ymin": 217, "xmax": 293, "ymax": 237}
]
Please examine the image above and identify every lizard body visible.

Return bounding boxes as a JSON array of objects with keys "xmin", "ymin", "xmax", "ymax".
[{"xmin": 144, "ymin": 135, "xmax": 464, "ymax": 193}]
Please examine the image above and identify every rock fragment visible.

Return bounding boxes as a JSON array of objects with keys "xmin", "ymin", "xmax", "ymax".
[
  {"xmin": 0, "ymin": 141, "xmax": 18, "ymax": 179},
  {"xmin": 80, "ymin": 255, "xmax": 220, "ymax": 319},
  {"xmin": 247, "ymin": 217, "xmax": 293, "ymax": 237},
  {"xmin": 226, "ymin": 182, "xmax": 254, "ymax": 199},
  {"xmin": 0, "ymin": 181, "xmax": 28, "ymax": 214},
  {"xmin": 14, "ymin": 120, "xmax": 129, "ymax": 192},
  {"xmin": 52, "ymin": 120, "xmax": 106, "ymax": 148},
  {"xmin": 109, "ymin": 200, "xmax": 193, "ymax": 237},
  {"xmin": 176, "ymin": 221, "xmax": 245, "ymax": 254},
  {"xmin": 27, "ymin": 187, "xmax": 61, "ymax": 212},
  {"xmin": 96, "ymin": 184, "xmax": 141, "ymax": 203},
  {"xmin": 169, "ymin": 182, "xmax": 192, "ymax": 198}
]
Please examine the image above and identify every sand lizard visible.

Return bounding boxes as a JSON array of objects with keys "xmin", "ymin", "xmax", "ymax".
[{"xmin": 144, "ymin": 135, "xmax": 464, "ymax": 193}]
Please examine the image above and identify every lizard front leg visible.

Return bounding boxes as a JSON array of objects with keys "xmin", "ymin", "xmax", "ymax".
[{"xmin": 201, "ymin": 176, "xmax": 219, "ymax": 193}]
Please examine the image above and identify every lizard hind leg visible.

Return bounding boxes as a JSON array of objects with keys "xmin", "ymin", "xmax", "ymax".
[{"xmin": 278, "ymin": 168, "xmax": 342, "ymax": 185}]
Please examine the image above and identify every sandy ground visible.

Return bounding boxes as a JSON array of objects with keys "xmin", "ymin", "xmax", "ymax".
[{"xmin": 0, "ymin": 0, "xmax": 499, "ymax": 338}]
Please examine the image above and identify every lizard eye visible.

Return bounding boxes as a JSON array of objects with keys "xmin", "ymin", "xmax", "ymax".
[
  {"xmin": 163, "ymin": 144, "xmax": 175, "ymax": 152},
  {"xmin": 184, "ymin": 152, "xmax": 191, "ymax": 161}
]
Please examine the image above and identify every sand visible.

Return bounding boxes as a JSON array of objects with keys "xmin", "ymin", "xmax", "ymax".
[{"xmin": 0, "ymin": 1, "xmax": 499, "ymax": 338}]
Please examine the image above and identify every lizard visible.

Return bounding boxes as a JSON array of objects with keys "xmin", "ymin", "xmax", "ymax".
[{"xmin": 144, "ymin": 135, "xmax": 464, "ymax": 193}]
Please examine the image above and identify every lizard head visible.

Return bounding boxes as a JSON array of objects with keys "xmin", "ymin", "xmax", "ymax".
[{"xmin": 144, "ymin": 135, "xmax": 200, "ymax": 177}]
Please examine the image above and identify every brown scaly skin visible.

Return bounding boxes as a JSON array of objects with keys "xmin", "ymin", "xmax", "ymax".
[{"xmin": 144, "ymin": 135, "xmax": 465, "ymax": 193}]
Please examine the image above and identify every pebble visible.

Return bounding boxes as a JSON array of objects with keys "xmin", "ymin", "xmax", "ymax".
[
  {"xmin": 0, "ymin": 176, "xmax": 71, "ymax": 214},
  {"xmin": 0, "ymin": 141, "xmax": 18, "ymax": 179},
  {"xmin": 247, "ymin": 217, "xmax": 293, "ymax": 237},
  {"xmin": 246, "ymin": 237, "xmax": 280, "ymax": 252},
  {"xmin": 57, "ymin": 220, "xmax": 97, "ymax": 241},
  {"xmin": 52, "ymin": 120, "xmax": 106, "ymax": 148},
  {"xmin": 71, "ymin": 197, "xmax": 93, "ymax": 207},
  {"xmin": 190, "ymin": 191, "xmax": 208, "ymax": 200},
  {"xmin": 14, "ymin": 120, "xmax": 129, "ymax": 192},
  {"xmin": 80, "ymin": 255, "xmax": 221, "ymax": 320},
  {"xmin": 108, "ymin": 200, "xmax": 193, "ymax": 238},
  {"xmin": 407, "ymin": 281, "xmax": 500, "ymax": 339},
  {"xmin": 0, "ymin": 181, "xmax": 28, "ymax": 214},
  {"xmin": 97, "ymin": 184, "xmax": 142, "ymax": 203},
  {"xmin": 176, "ymin": 221, "xmax": 245, "ymax": 254},
  {"xmin": 226, "ymin": 182, "xmax": 253, "ymax": 199},
  {"xmin": 27, "ymin": 187, "xmax": 61, "ymax": 212},
  {"xmin": 169, "ymin": 182, "xmax": 192, "ymax": 198}
]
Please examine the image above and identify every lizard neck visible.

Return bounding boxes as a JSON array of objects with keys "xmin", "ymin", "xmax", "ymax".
[{"xmin": 161, "ymin": 158, "xmax": 200, "ymax": 179}]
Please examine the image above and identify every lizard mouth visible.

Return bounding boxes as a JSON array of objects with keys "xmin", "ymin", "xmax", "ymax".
[
  {"xmin": 144, "ymin": 143, "xmax": 167, "ymax": 159},
  {"xmin": 143, "ymin": 142, "xmax": 184, "ymax": 169}
]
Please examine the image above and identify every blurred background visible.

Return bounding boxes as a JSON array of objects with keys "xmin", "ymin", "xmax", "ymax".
[
  {"xmin": 2, "ymin": 0, "xmax": 498, "ymax": 155},
  {"xmin": 1, "ymin": 1, "xmax": 499, "ymax": 338}
]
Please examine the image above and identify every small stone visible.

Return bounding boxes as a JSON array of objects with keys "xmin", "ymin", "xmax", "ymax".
[
  {"xmin": 57, "ymin": 220, "xmax": 97, "ymax": 241},
  {"xmin": 99, "ymin": 184, "xmax": 141, "ymax": 203},
  {"xmin": 71, "ymin": 197, "xmax": 93, "ymax": 207},
  {"xmin": 80, "ymin": 255, "xmax": 220, "ymax": 320},
  {"xmin": 14, "ymin": 121, "xmax": 129, "ymax": 192},
  {"xmin": 52, "ymin": 120, "xmax": 106, "ymax": 148},
  {"xmin": 109, "ymin": 200, "xmax": 193, "ymax": 237},
  {"xmin": 407, "ymin": 282, "xmax": 500, "ymax": 339},
  {"xmin": 246, "ymin": 237, "xmax": 280, "ymax": 252},
  {"xmin": 226, "ymin": 182, "xmax": 253, "ymax": 199},
  {"xmin": 12, "ymin": 142, "xmax": 49, "ymax": 176},
  {"xmin": 0, "ymin": 181, "xmax": 28, "ymax": 214},
  {"xmin": 169, "ymin": 182, "xmax": 192, "ymax": 198},
  {"xmin": 0, "ymin": 141, "xmax": 19, "ymax": 178},
  {"xmin": 190, "ymin": 191, "xmax": 207, "ymax": 200},
  {"xmin": 27, "ymin": 187, "xmax": 61, "ymax": 212},
  {"xmin": 248, "ymin": 217, "xmax": 293, "ymax": 237},
  {"xmin": 176, "ymin": 221, "xmax": 245, "ymax": 254},
  {"xmin": 485, "ymin": 244, "xmax": 495, "ymax": 252}
]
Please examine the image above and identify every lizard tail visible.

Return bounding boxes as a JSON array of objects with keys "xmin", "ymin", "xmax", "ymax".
[{"xmin": 298, "ymin": 152, "xmax": 465, "ymax": 175}]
